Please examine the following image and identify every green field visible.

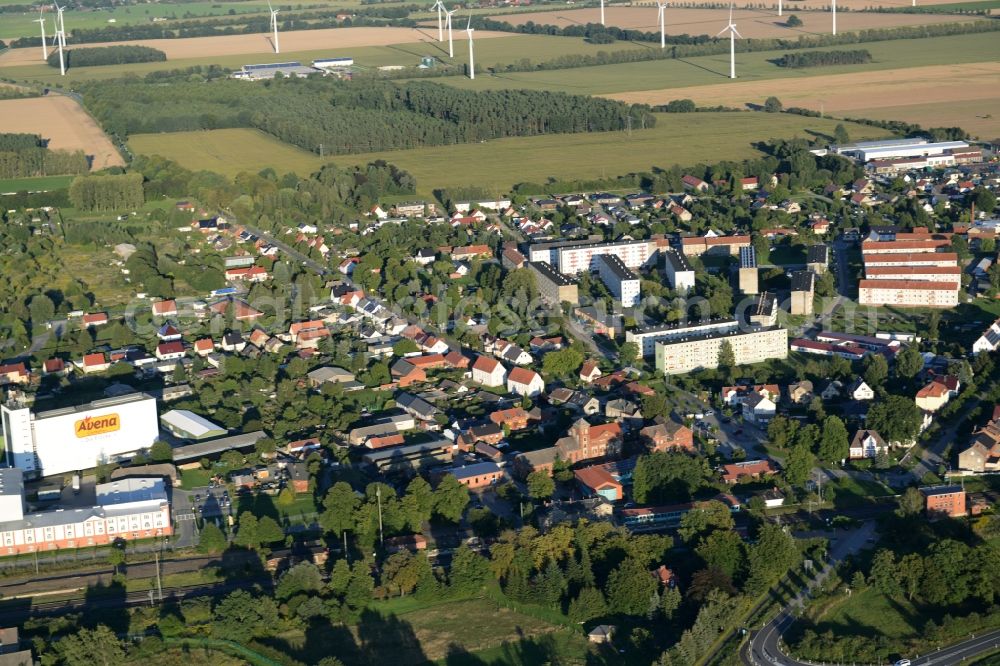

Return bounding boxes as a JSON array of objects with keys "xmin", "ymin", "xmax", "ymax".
[
  {"xmin": 130, "ymin": 114, "xmax": 891, "ymax": 193},
  {"xmin": 426, "ymin": 31, "xmax": 1000, "ymax": 95},
  {"xmin": 0, "ymin": 174, "xmax": 74, "ymax": 194}
]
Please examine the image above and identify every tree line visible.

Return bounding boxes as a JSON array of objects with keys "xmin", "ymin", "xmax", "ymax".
[
  {"xmin": 68, "ymin": 172, "xmax": 144, "ymax": 212},
  {"xmin": 776, "ymin": 48, "xmax": 872, "ymax": 67},
  {"xmin": 82, "ymin": 77, "xmax": 655, "ymax": 156},
  {"xmin": 48, "ymin": 45, "xmax": 166, "ymax": 70},
  {"xmin": 0, "ymin": 133, "xmax": 89, "ymax": 179}
]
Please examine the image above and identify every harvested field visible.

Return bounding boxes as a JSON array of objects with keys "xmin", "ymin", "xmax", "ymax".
[
  {"xmin": 493, "ymin": 6, "xmax": 978, "ymax": 36},
  {"xmin": 606, "ymin": 61, "xmax": 1000, "ymax": 139},
  {"xmin": 0, "ymin": 95, "xmax": 124, "ymax": 170},
  {"xmin": 0, "ymin": 26, "xmax": 509, "ymax": 67}
]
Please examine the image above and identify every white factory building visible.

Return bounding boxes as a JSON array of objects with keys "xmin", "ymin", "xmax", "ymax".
[
  {"xmin": 834, "ymin": 137, "xmax": 970, "ymax": 163},
  {"xmin": 596, "ymin": 254, "xmax": 641, "ymax": 307},
  {"xmin": 1, "ymin": 393, "xmax": 159, "ymax": 478},
  {"xmin": 0, "ymin": 469, "xmax": 171, "ymax": 556}
]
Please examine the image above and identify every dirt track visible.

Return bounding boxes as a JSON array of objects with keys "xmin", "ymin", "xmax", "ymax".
[
  {"xmin": 606, "ymin": 61, "xmax": 1000, "ymax": 138},
  {"xmin": 0, "ymin": 95, "xmax": 124, "ymax": 170},
  {"xmin": 0, "ymin": 26, "xmax": 510, "ymax": 67},
  {"xmin": 494, "ymin": 6, "xmax": 977, "ymax": 37}
]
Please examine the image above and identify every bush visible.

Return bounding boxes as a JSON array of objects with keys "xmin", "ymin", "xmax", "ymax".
[
  {"xmin": 776, "ymin": 49, "xmax": 872, "ymax": 68},
  {"xmin": 785, "ymin": 14, "xmax": 803, "ymax": 26}
]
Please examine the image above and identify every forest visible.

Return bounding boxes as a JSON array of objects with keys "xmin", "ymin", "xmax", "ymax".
[
  {"xmin": 68, "ymin": 172, "xmax": 144, "ymax": 212},
  {"xmin": 0, "ymin": 133, "xmax": 89, "ymax": 179},
  {"xmin": 775, "ymin": 49, "xmax": 873, "ymax": 68},
  {"xmin": 48, "ymin": 45, "xmax": 166, "ymax": 69},
  {"xmin": 81, "ymin": 77, "xmax": 655, "ymax": 155}
]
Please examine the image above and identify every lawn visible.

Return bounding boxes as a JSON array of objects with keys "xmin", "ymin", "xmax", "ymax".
[
  {"xmin": 265, "ymin": 596, "xmax": 590, "ymax": 664},
  {"xmin": 427, "ymin": 31, "xmax": 1000, "ymax": 96},
  {"xmin": 767, "ymin": 244, "xmax": 806, "ymax": 266},
  {"xmin": 180, "ymin": 468, "xmax": 213, "ymax": 490},
  {"xmin": 128, "ymin": 114, "xmax": 889, "ymax": 194},
  {"xmin": 825, "ymin": 475, "xmax": 895, "ymax": 509},
  {"xmin": 0, "ymin": 174, "xmax": 74, "ymax": 194}
]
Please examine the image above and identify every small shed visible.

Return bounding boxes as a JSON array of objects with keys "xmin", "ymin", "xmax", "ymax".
[{"xmin": 588, "ymin": 625, "xmax": 615, "ymax": 644}]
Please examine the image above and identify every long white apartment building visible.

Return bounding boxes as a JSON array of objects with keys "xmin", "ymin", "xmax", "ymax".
[
  {"xmin": 663, "ymin": 248, "xmax": 695, "ymax": 292},
  {"xmin": 0, "ymin": 470, "xmax": 171, "ymax": 556},
  {"xmin": 864, "ymin": 266, "xmax": 962, "ymax": 282},
  {"xmin": 548, "ymin": 239, "xmax": 655, "ymax": 275},
  {"xmin": 626, "ymin": 319, "xmax": 740, "ymax": 359},
  {"xmin": 862, "ymin": 252, "xmax": 959, "ymax": 268},
  {"xmin": 1, "ymin": 393, "xmax": 159, "ymax": 478},
  {"xmin": 860, "ymin": 238, "xmax": 951, "ymax": 254},
  {"xmin": 654, "ymin": 326, "xmax": 788, "ymax": 375},
  {"xmin": 858, "ymin": 280, "xmax": 959, "ymax": 308},
  {"xmin": 596, "ymin": 254, "xmax": 641, "ymax": 307}
]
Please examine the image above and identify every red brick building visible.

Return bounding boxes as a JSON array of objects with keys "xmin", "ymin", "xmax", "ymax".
[
  {"xmin": 640, "ymin": 421, "xmax": 694, "ymax": 453},
  {"xmin": 920, "ymin": 485, "xmax": 967, "ymax": 520}
]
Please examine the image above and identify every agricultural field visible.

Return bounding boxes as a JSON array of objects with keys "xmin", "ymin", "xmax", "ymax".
[
  {"xmin": 492, "ymin": 5, "xmax": 980, "ymax": 35},
  {"xmin": 0, "ymin": 26, "xmax": 508, "ymax": 67},
  {"xmin": 0, "ymin": 95, "xmax": 124, "ymax": 170},
  {"xmin": 610, "ymin": 60, "xmax": 1000, "ymax": 139},
  {"xmin": 0, "ymin": 33, "xmax": 650, "ymax": 84},
  {"xmin": 430, "ymin": 31, "xmax": 999, "ymax": 95},
  {"xmin": 128, "ymin": 114, "xmax": 890, "ymax": 193},
  {"xmin": 0, "ymin": 174, "xmax": 74, "ymax": 194}
]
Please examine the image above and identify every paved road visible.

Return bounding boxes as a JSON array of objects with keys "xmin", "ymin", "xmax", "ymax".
[
  {"xmin": 234, "ymin": 219, "xmax": 329, "ymax": 276},
  {"xmin": 743, "ymin": 521, "xmax": 878, "ymax": 666},
  {"xmin": 899, "ymin": 397, "xmax": 982, "ymax": 486}
]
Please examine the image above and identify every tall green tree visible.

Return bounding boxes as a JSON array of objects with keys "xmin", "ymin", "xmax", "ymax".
[
  {"xmin": 817, "ymin": 415, "xmax": 849, "ymax": 462},
  {"xmin": 606, "ymin": 557, "xmax": 659, "ymax": 616},
  {"xmin": 433, "ymin": 474, "xmax": 469, "ymax": 523},
  {"xmin": 527, "ymin": 470, "xmax": 555, "ymax": 501},
  {"xmin": 56, "ymin": 625, "xmax": 126, "ymax": 666}
]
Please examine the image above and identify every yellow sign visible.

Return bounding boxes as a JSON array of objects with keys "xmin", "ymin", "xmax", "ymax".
[{"xmin": 75, "ymin": 414, "xmax": 120, "ymax": 438}]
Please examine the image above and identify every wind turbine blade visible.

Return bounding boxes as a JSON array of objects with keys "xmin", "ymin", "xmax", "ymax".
[
  {"xmin": 716, "ymin": 25, "xmax": 729, "ymax": 36},
  {"xmin": 466, "ymin": 16, "xmax": 471, "ymax": 30},
  {"xmin": 267, "ymin": 0, "xmax": 272, "ymax": 11},
  {"xmin": 732, "ymin": 26, "xmax": 742, "ymax": 38}
]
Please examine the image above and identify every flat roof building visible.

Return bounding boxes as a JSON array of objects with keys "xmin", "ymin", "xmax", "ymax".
[
  {"xmin": 595, "ymin": 254, "xmax": 641, "ymax": 307},
  {"xmin": 738, "ymin": 246, "xmax": 758, "ymax": 294},
  {"xmin": 654, "ymin": 325, "xmax": 787, "ymax": 375},
  {"xmin": 790, "ymin": 271, "xmax": 814, "ymax": 316},
  {"xmin": 160, "ymin": 409, "xmax": 227, "ymax": 441},
  {"xmin": 663, "ymin": 248, "xmax": 695, "ymax": 293},
  {"xmin": 626, "ymin": 319, "xmax": 739, "ymax": 359},
  {"xmin": 527, "ymin": 261, "xmax": 579, "ymax": 307},
  {"xmin": 858, "ymin": 279, "xmax": 959, "ymax": 308}
]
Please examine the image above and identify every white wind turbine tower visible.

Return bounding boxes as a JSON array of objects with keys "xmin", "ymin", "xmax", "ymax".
[
  {"xmin": 466, "ymin": 16, "xmax": 475, "ymax": 80},
  {"xmin": 599, "ymin": 0, "xmax": 605, "ymax": 26},
  {"xmin": 54, "ymin": 2, "xmax": 66, "ymax": 76},
  {"xmin": 831, "ymin": 0, "xmax": 836, "ymax": 35},
  {"xmin": 446, "ymin": 8, "xmax": 457, "ymax": 58},
  {"xmin": 656, "ymin": 0, "xmax": 667, "ymax": 49},
  {"xmin": 267, "ymin": 1, "xmax": 280, "ymax": 53},
  {"xmin": 716, "ymin": 4, "xmax": 741, "ymax": 80},
  {"xmin": 431, "ymin": 0, "xmax": 446, "ymax": 42},
  {"xmin": 34, "ymin": 8, "xmax": 48, "ymax": 60},
  {"xmin": 778, "ymin": 0, "xmax": 783, "ymax": 17}
]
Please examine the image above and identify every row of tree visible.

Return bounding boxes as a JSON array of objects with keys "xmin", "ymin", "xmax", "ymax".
[
  {"xmin": 0, "ymin": 146, "xmax": 89, "ymax": 179},
  {"xmin": 47, "ymin": 45, "xmax": 166, "ymax": 69},
  {"xmin": 775, "ymin": 49, "xmax": 873, "ymax": 68},
  {"xmin": 68, "ymin": 172, "xmax": 144, "ymax": 211}
]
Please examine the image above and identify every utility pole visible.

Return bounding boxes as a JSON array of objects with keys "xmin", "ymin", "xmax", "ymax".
[
  {"xmin": 155, "ymin": 551, "xmax": 163, "ymax": 602},
  {"xmin": 376, "ymin": 486, "xmax": 384, "ymax": 545}
]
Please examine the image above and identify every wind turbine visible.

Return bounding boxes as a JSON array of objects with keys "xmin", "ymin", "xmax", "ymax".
[
  {"xmin": 466, "ymin": 16, "xmax": 475, "ymax": 80},
  {"xmin": 831, "ymin": 0, "xmax": 836, "ymax": 35},
  {"xmin": 716, "ymin": 4, "xmax": 741, "ymax": 80},
  {"xmin": 600, "ymin": 0, "xmax": 605, "ymax": 26},
  {"xmin": 446, "ymin": 8, "xmax": 457, "ymax": 58},
  {"xmin": 267, "ymin": 1, "xmax": 280, "ymax": 54},
  {"xmin": 656, "ymin": 0, "xmax": 667, "ymax": 49},
  {"xmin": 34, "ymin": 9, "xmax": 48, "ymax": 60},
  {"xmin": 54, "ymin": 2, "xmax": 66, "ymax": 76},
  {"xmin": 778, "ymin": 0, "xmax": 783, "ymax": 17},
  {"xmin": 431, "ymin": 0, "xmax": 446, "ymax": 42}
]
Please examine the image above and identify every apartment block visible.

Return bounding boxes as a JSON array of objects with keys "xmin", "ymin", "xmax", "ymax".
[
  {"xmin": 653, "ymin": 326, "xmax": 788, "ymax": 375},
  {"xmin": 626, "ymin": 319, "xmax": 739, "ymax": 359},
  {"xmin": 680, "ymin": 234, "xmax": 752, "ymax": 257},
  {"xmin": 557, "ymin": 239, "xmax": 655, "ymax": 275},
  {"xmin": 806, "ymin": 244, "xmax": 829, "ymax": 275},
  {"xmin": 789, "ymin": 271, "xmax": 814, "ymax": 316},
  {"xmin": 596, "ymin": 254, "xmax": 641, "ymax": 307},
  {"xmin": 663, "ymin": 248, "xmax": 695, "ymax": 293},
  {"xmin": 527, "ymin": 261, "xmax": 579, "ymax": 307},
  {"xmin": 737, "ymin": 246, "xmax": 758, "ymax": 295},
  {"xmin": 858, "ymin": 279, "xmax": 959, "ymax": 308},
  {"xmin": 863, "ymin": 266, "xmax": 962, "ymax": 283},
  {"xmin": 862, "ymin": 252, "xmax": 959, "ymax": 268}
]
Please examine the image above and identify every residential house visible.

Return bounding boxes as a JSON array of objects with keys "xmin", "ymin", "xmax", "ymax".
[
  {"xmin": 489, "ymin": 407, "xmax": 533, "ymax": 431},
  {"xmin": 395, "ymin": 392, "xmax": 440, "ymax": 422},
  {"xmin": 507, "ymin": 367, "xmax": 544, "ymax": 397},
  {"xmin": 819, "ymin": 380, "xmax": 844, "ymax": 401},
  {"xmin": 157, "ymin": 323, "xmax": 182, "ymax": 342},
  {"xmin": 152, "ymin": 300, "xmax": 178, "ymax": 317},
  {"xmin": 720, "ymin": 384, "xmax": 780, "ymax": 407},
  {"xmin": 307, "ymin": 366, "xmax": 356, "ymax": 387},
  {"xmin": 82, "ymin": 312, "xmax": 109, "ymax": 328},
  {"xmin": 221, "ymin": 331, "xmax": 246, "ymax": 352},
  {"xmin": 579, "ymin": 360, "xmax": 602, "ymax": 384},
  {"xmin": 920, "ymin": 486, "xmax": 966, "ymax": 519},
  {"xmin": 0, "ymin": 362, "xmax": 29, "ymax": 386},
  {"xmin": 446, "ymin": 462, "xmax": 503, "ymax": 489},
  {"xmin": 787, "ymin": 380, "xmax": 814, "ymax": 405},
  {"xmin": 391, "ymin": 359, "xmax": 426, "ymax": 388},
  {"xmin": 743, "ymin": 391, "xmax": 776, "ymax": 425},
  {"xmin": 41, "ymin": 358, "xmax": 66, "ymax": 376},
  {"xmin": 193, "ymin": 338, "xmax": 215, "ymax": 356},
  {"xmin": 640, "ymin": 421, "xmax": 694, "ymax": 453},
  {"xmin": 81, "ymin": 352, "xmax": 110, "ymax": 374},
  {"xmin": 720, "ymin": 459, "xmax": 778, "ymax": 484},
  {"xmin": 682, "ymin": 175, "xmax": 709, "ymax": 192},
  {"xmin": 556, "ymin": 419, "xmax": 622, "ymax": 465},
  {"xmin": 575, "ymin": 465, "xmax": 624, "ymax": 501},
  {"xmin": 472, "ymin": 356, "xmax": 507, "ymax": 387},
  {"xmin": 847, "ymin": 378, "xmax": 875, "ymax": 401},
  {"xmin": 155, "ymin": 341, "xmax": 185, "ymax": 361},
  {"xmin": 849, "ymin": 430, "xmax": 888, "ymax": 459},
  {"xmin": 916, "ymin": 376, "xmax": 960, "ymax": 413}
]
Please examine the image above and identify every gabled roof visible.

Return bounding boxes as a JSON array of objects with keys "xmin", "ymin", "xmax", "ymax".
[
  {"xmin": 508, "ymin": 367, "xmax": 541, "ymax": 386},
  {"xmin": 473, "ymin": 355, "xmax": 502, "ymax": 373}
]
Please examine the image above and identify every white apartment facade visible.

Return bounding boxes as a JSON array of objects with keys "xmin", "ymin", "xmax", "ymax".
[
  {"xmin": 596, "ymin": 254, "xmax": 641, "ymax": 307},
  {"xmin": 626, "ymin": 319, "xmax": 740, "ymax": 359},
  {"xmin": 654, "ymin": 326, "xmax": 788, "ymax": 375},
  {"xmin": 858, "ymin": 280, "xmax": 959, "ymax": 308},
  {"xmin": 557, "ymin": 240, "xmax": 655, "ymax": 275}
]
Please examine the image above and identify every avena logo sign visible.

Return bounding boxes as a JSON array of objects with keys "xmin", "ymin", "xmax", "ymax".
[{"xmin": 75, "ymin": 414, "xmax": 120, "ymax": 438}]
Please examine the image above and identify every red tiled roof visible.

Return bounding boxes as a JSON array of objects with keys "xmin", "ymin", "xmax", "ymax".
[
  {"xmin": 473, "ymin": 356, "xmax": 501, "ymax": 373},
  {"xmin": 508, "ymin": 367, "xmax": 540, "ymax": 386}
]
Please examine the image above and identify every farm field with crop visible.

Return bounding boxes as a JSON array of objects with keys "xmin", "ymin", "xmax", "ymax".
[
  {"xmin": 128, "ymin": 114, "xmax": 890, "ymax": 193},
  {"xmin": 0, "ymin": 95, "xmax": 124, "ymax": 170}
]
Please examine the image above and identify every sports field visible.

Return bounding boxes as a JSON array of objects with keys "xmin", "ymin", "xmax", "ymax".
[
  {"xmin": 0, "ymin": 95, "xmax": 124, "ymax": 170},
  {"xmin": 0, "ymin": 26, "xmax": 509, "ymax": 67},
  {"xmin": 0, "ymin": 175, "xmax": 75, "ymax": 194},
  {"xmin": 128, "ymin": 114, "xmax": 890, "ymax": 193},
  {"xmin": 609, "ymin": 61, "xmax": 1000, "ymax": 138},
  {"xmin": 493, "ymin": 5, "xmax": 979, "ymax": 35}
]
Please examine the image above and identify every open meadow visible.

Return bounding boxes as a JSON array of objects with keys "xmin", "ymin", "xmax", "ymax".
[
  {"xmin": 492, "ymin": 5, "xmax": 980, "ymax": 35},
  {"xmin": 0, "ymin": 95, "xmax": 124, "ymax": 170},
  {"xmin": 128, "ymin": 113, "xmax": 891, "ymax": 193}
]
